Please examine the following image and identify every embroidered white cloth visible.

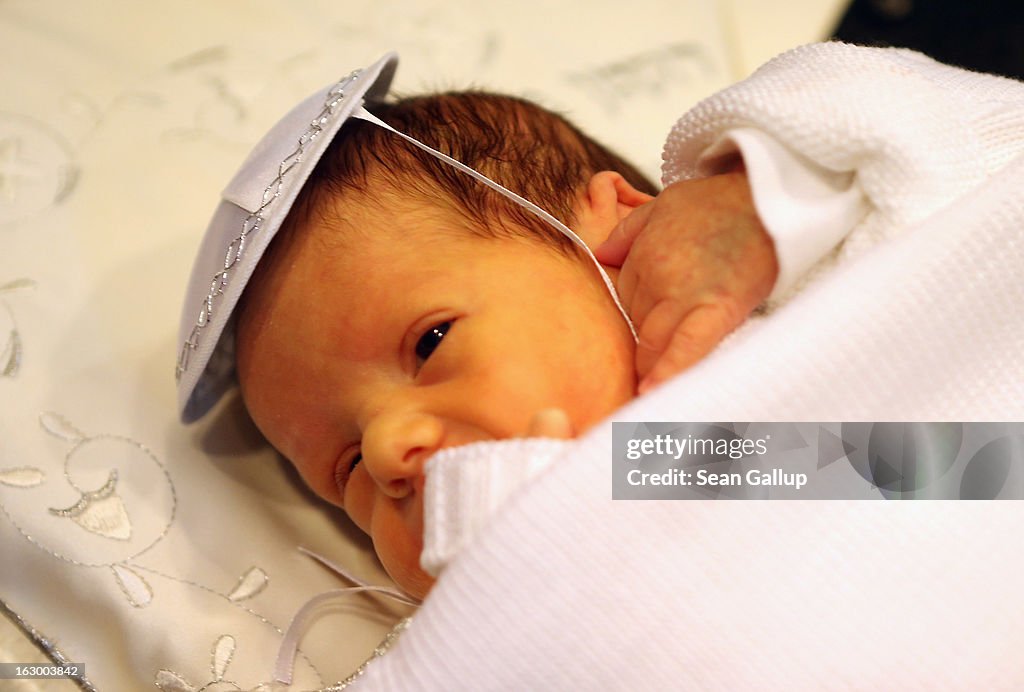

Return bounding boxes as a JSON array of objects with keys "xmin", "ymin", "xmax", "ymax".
[{"xmin": 353, "ymin": 43, "xmax": 1024, "ymax": 689}]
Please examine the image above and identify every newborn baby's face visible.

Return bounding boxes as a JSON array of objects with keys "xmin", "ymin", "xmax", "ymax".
[{"xmin": 236, "ymin": 196, "xmax": 635, "ymax": 598}]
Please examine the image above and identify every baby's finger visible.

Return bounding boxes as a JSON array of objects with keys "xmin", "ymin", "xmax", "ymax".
[
  {"xmin": 634, "ymin": 298, "xmax": 693, "ymax": 380},
  {"xmin": 614, "ymin": 256, "xmax": 640, "ymax": 314},
  {"xmin": 637, "ymin": 303, "xmax": 739, "ymax": 394},
  {"xmin": 525, "ymin": 408, "xmax": 574, "ymax": 439},
  {"xmin": 593, "ymin": 202, "xmax": 654, "ymax": 266}
]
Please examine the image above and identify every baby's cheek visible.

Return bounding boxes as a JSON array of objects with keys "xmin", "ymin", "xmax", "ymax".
[
  {"xmin": 371, "ymin": 503, "xmax": 434, "ymax": 599},
  {"xmin": 341, "ymin": 471, "xmax": 376, "ymax": 535},
  {"xmin": 574, "ymin": 340, "xmax": 636, "ymax": 427}
]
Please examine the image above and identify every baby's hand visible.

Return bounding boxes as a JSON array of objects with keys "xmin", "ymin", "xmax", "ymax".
[{"xmin": 595, "ymin": 171, "xmax": 778, "ymax": 394}]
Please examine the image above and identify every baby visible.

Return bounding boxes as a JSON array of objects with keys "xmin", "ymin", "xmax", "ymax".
[
  {"xmin": 234, "ymin": 96, "xmax": 775, "ymax": 599},
  {"xmin": 177, "ymin": 54, "xmax": 776, "ymax": 599}
]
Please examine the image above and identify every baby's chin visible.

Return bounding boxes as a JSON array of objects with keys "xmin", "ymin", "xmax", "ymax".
[{"xmin": 374, "ymin": 520, "xmax": 435, "ymax": 600}]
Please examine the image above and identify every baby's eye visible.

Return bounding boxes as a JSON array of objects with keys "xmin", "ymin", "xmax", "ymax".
[{"xmin": 415, "ymin": 320, "xmax": 451, "ymax": 366}]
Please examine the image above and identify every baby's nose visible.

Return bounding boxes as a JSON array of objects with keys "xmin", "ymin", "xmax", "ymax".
[{"xmin": 361, "ymin": 411, "xmax": 444, "ymax": 499}]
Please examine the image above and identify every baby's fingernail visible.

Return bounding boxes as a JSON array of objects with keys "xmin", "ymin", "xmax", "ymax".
[{"xmin": 529, "ymin": 408, "xmax": 572, "ymax": 438}]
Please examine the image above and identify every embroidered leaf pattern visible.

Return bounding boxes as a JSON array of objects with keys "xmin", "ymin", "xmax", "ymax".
[
  {"xmin": 111, "ymin": 564, "xmax": 153, "ymax": 607},
  {"xmin": 227, "ymin": 566, "xmax": 268, "ymax": 602},
  {"xmin": 39, "ymin": 411, "xmax": 87, "ymax": 442},
  {"xmin": 0, "ymin": 466, "xmax": 44, "ymax": 487},
  {"xmin": 211, "ymin": 634, "xmax": 235, "ymax": 681},
  {"xmin": 0, "ymin": 279, "xmax": 34, "ymax": 376},
  {"xmin": 1, "ymin": 328, "xmax": 20, "ymax": 377},
  {"xmin": 0, "ymin": 278, "xmax": 36, "ymax": 293},
  {"xmin": 154, "ymin": 669, "xmax": 196, "ymax": 692}
]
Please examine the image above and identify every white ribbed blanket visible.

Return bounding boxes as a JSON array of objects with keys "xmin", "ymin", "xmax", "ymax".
[{"xmin": 354, "ymin": 43, "xmax": 1024, "ymax": 689}]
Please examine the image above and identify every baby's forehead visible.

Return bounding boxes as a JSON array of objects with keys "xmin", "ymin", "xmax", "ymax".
[
  {"xmin": 236, "ymin": 205, "xmax": 507, "ymax": 360},
  {"xmin": 250, "ymin": 191, "xmax": 476, "ymax": 289},
  {"xmin": 296, "ymin": 176, "xmax": 545, "ymax": 252}
]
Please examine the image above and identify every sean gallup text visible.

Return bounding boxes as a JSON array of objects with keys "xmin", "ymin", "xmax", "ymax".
[{"xmin": 626, "ymin": 467, "xmax": 808, "ymax": 490}]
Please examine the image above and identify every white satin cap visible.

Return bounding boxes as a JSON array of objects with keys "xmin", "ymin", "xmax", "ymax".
[{"xmin": 176, "ymin": 53, "xmax": 398, "ymax": 422}]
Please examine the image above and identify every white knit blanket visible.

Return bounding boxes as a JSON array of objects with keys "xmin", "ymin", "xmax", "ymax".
[{"xmin": 353, "ymin": 44, "xmax": 1024, "ymax": 689}]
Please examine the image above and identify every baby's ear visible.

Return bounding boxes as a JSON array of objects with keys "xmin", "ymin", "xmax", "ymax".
[{"xmin": 576, "ymin": 172, "xmax": 655, "ymax": 248}]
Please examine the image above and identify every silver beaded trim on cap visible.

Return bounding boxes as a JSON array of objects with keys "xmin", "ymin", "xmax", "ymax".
[{"xmin": 175, "ymin": 69, "xmax": 362, "ymax": 383}]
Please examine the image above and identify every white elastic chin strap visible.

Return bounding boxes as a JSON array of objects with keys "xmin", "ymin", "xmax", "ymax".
[{"xmin": 353, "ymin": 106, "xmax": 639, "ymax": 342}]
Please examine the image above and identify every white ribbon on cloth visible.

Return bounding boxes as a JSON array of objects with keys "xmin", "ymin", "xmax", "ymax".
[{"xmin": 273, "ymin": 548, "xmax": 420, "ymax": 686}]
